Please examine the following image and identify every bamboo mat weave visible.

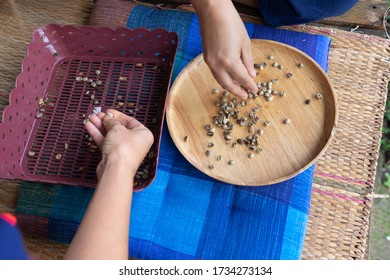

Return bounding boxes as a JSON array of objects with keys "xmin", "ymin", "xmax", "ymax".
[
  {"xmin": 286, "ymin": 25, "xmax": 390, "ymax": 259},
  {"xmin": 0, "ymin": 0, "xmax": 94, "ymax": 260},
  {"xmin": 0, "ymin": 0, "xmax": 390, "ymax": 260},
  {"xmin": 0, "ymin": 0, "xmax": 94, "ymax": 117}
]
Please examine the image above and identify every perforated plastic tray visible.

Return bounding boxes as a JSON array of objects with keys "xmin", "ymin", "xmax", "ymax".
[{"xmin": 0, "ymin": 24, "xmax": 178, "ymax": 191}]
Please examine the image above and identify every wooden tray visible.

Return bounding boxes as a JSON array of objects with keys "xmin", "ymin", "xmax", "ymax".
[{"xmin": 166, "ymin": 40, "xmax": 337, "ymax": 186}]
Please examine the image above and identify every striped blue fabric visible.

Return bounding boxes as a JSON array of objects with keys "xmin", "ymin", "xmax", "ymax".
[
  {"xmin": 125, "ymin": 6, "xmax": 329, "ymax": 260},
  {"xmin": 16, "ymin": 5, "xmax": 331, "ymax": 260}
]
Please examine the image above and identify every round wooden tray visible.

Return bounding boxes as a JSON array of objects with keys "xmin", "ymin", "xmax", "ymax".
[{"xmin": 166, "ymin": 40, "xmax": 337, "ymax": 186}]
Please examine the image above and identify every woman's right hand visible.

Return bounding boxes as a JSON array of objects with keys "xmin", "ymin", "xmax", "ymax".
[{"xmin": 191, "ymin": 0, "xmax": 258, "ymax": 99}]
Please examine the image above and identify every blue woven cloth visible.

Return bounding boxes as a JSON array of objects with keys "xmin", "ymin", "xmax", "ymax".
[{"xmin": 16, "ymin": 5, "xmax": 331, "ymax": 260}]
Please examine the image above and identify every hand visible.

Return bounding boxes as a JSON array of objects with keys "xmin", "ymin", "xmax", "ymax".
[
  {"xmin": 192, "ymin": 0, "xmax": 258, "ymax": 99},
  {"xmin": 85, "ymin": 109, "xmax": 154, "ymax": 179}
]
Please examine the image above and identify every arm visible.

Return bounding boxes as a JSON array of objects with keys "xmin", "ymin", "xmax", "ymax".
[
  {"xmin": 64, "ymin": 110, "xmax": 154, "ymax": 260},
  {"xmin": 190, "ymin": 0, "xmax": 258, "ymax": 99}
]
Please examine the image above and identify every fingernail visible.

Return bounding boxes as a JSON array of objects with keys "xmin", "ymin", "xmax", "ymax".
[
  {"xmin": 251, "ymin": 69, "xmax": 257, "ymax": 77},
  {"xmin": 105, "ymin": 112, "xmax": 114, "ymax": 118}
]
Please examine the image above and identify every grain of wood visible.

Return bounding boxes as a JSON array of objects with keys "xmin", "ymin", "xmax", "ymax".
[{"xmin": 166, "ymin": 39, "xmax": 337, "ymax": 186}]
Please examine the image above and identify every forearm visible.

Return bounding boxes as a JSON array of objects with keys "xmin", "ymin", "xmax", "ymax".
[
  {"xmin": 64, "ymin": 159, "xmax": 134, "ymax": 260},
  {"xmin": 190, "ymin": 0, "xmax": 234, "ymax": 20},
  {"xmin": 190, "ymin": 0, "xmax": 241, "ymax": 45}
]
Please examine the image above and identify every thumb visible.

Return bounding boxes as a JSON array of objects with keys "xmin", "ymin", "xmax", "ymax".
[{"xmin": 102, "ymin": 111, "xmax": 122, "ymax": 131}]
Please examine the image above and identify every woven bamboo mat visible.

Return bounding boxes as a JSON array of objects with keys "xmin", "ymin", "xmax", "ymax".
[
  {"xmin": 285, "ymin": 25, "xmax": 390, "ymax": 259},
  {"xmin": 1, "ymin": 0, "xmax": 390, "ymax": 260},
  {"xmin": 0, "ymin": 0, "xmax": 94, "ymax": 114},
  {"xmin": 0, "ymin": 0, "xmax": 94, "ymax": 260}
]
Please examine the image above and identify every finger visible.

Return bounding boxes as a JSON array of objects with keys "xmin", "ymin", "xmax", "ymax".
[
  {"xmin": 241, "ymin": 42, "xmax": 257, "ymax": 78},
  {"xmin": 84, "ymin": 121, "xmax": 105, "ymax": 149},
  {"xmin": 210, "ymin": 69, "xmax": 249, "ymax": 100},
  {"xmin": 96, "ymin": 112, "xmax": 106, "ymax": 120},
  {"xmin": 88, "ymin": 114, "xmax": 106, "ymax": 135},
  {"xmin": 105, "ymin": 109, "xmax": 145, "ymax": 130},
  {"xmin": 226, "ymin": 83, "xmax": 250, "ymax": 100},
  {"xmin": 102, "ymin": 111, "xmax": 124, "ymax": 132},
  {"xmin": 227, "ymin": 62, "xmax": 258, "ymax": 95}
]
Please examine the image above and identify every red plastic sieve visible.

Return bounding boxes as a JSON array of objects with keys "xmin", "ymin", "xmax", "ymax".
[{"xmin": 0, "ymin": 24, "xmax": 178, "ymax": 191}]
